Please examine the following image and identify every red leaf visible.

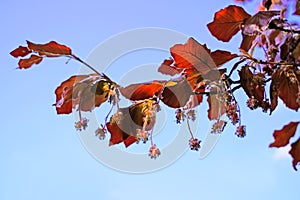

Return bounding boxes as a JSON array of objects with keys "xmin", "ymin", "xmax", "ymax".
[
  {"xmin": 157, "ymin": 59, "xmax": 182, "ymax": 76},
  {"xmin": 106, "ymin": 120, "xmax": 137, "ymax": 147},
  {"xmin": 207, "ymin": 5, "xmax": 251, "ymax": 42},
  {"xmin": 293, "ymin": 0, "xmax": 300, "ymax": 15},
  {"xmin": 119, "ymin": 81, "xmax": 164, "ymax": 101},
  {"xmin": 18, "ymin": 55, "xmax": 43, "ymax": 69},
  {"xmin": 170, "ymin": 38, "xmax": 217, "ymax": 76},
  {"xmin": 27, "ymin": 40, "xmax": 72, "ymax": 57},
  {"xmin": 207, "ymin": 88, "xmax": 227, "ymax": 120},
  {"xmin": 242, "ymin": 10, "xmax": 280, "ymax": 36},
  {"xmin": 270, "ymin": 70, "xmax": 280, "ymax": 113},
  {"xmin": 275, "ymin": 67, "xmax": 300, "ymax": 111},
  {"xmin": 54, "ymin": 74, "xmax": 114, "ymax": 114},
  {"xmin": 239, "ymin": 65, "xmax": 265, "ymax": 103},
  {"xmin": 269, "ymin": 122, "xmax": 300, "ymax": 148},
  {"xmin": 210, "ymin": 50, "xmax": 238, "ymax": 67},
  {"xmin": 120, "ymin": 79, "xmax": 194, "ymax": 108},
  {"xmin": 289, "ymin": 137, "xmax": 300, "ymax": 171},
  {"xmin": 10, "ymin": 46, "xmax": 31, "ymax": 58},
  {"xmin": 107, "ymin": 99, "xmax": 157, "ymax": 147},
  {"xmin": 240, "ymin": 34, "xmax": 256, "ymax": 52},
  {"xmin": 161, "ymin": 79, "xmax": 193, "ymax": 108}
]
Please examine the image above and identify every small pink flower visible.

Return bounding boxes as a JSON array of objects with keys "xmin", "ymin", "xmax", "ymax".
[
  {"xmin": 148, "ymin": 145, "xmax": 161, "ymax": 159},
  {"xmin": 189, "ymin": 138, "xmax": 201, "ymax": 151}
]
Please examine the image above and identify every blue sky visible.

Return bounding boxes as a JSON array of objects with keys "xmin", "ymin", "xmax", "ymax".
[{"xmin": 1, "ymin": 0, "xmax": 299, "ymax": 200}]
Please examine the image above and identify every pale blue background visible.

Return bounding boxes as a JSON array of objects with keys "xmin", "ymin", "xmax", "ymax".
[{"xmin": 1, "ymin": 0, "xmax": 299, "ymax": 199}]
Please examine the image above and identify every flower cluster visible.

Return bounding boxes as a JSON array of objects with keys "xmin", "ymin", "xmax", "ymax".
[
  {"xmin": 148, "ymin": 145, "xmax": 161, "ymax": 159},
  {"xmin": 136, "ymin": 129, "xmax": 149, "ymax": 143},
  {"xmin": 189, "ymin": 138, "xmax": 201, "ymax": 151},
  {"xmin": 95, "ymin": 125, "xmax": 107, "ymax": 140},
  {"xmin": 246, "ymin": 96, "xmax": 259, "ymax": 110},
  {"xmin": 211, "ymin": 120, "xmax": 227, "ymax": 134},
  {"xmin": 235, "ymin": 125, "xmax": 246, "ymax": 138},
  {"xmin": 226, "ymin": 103, "xmax": 239, "ymax": 125},
  {"xmin": 75, "ymin": 118, "xmax": 89, "ymax": 131}
]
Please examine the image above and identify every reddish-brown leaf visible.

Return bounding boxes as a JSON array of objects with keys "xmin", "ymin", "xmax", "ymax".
[
  {"xmin": 293, "ymin": 40, "xmax": 300, "ymax": 62},
  {"xmin": 293, "ymin": 0, "xmax": 300, "ymax": 15},
  {"xmin": 120, "ymin": 79, "xmax": 194, "ymax": 108},
  {"xmin": 240, "ymin": 34, "xmax": 256, "ymax": 52},
  {"xmin": 270, "ymin": 70, "xmax": 280, "ymax": 113},
  {"xmin": 119, "ymin": 81, "xmax": 164, "ymax": 101},
  {"xmin": 107, "ymin": 99, "xmax": 157, "ymax": 147},
  {"xmin": 207, "ymin": 88, "xmax": 227, "ymax": 120},
  {"xmin": 18, "ymin": 55, "xmax": 43, "ymax": 69},
  {"xmin": 10, "ymin": 46, "xmax": 31, "ymax": 58},
  {"xmin": 207, "ymin": 5, "xmax": 251, "ymax": 42},
  {"xmin": 170, "ymin": 38, "xmax": 217, "ymax": 76},
  {"xmin": 158, "ymin": 38, "xmax": 236, "ymax": 78},
  {"xmin": 242, "ymin": 10, "xmax": 280, "ymax": 36},
  {"xmin": 269, "ymin": 122, "xmax": 299, "ymax": 148},
  {"xmin": 210, "ymin": 50, "xmax": 238, "ymax": 67},
  {"xmin": 106, "ymin": 119, "xmax": 137, "ymax": 147},
  {"xmin": 289, "ymin": 137, "xmax": 300, "ymax": 171},
  {"xmin": 161, "ymin": 79, "xmax": 194, "ymax": 108},
  {"xmin": 275, "ymin": 67, "xmax": 300, "ymax": 111},
  {"xmin": 54, "ymin": 74, "xmax": 114, "ymax": 114},
  {"xmin": 27, "ymin": 40, "xmax": 72, "ymax": 57},
  {"xmin": 157, "ymin": 59, "xmax": 182, "ymax": 76},
  {"xmin": 239, "ymin": 65, "xmax": 265, "ymax": 103}
]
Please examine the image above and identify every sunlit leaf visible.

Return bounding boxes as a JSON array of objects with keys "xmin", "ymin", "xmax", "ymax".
[
  {"xmin": 27, "ymin": 40, "xmax": 72, "ymax": 57},
  {"xmin": 289, "ymin": 137, "xmax": 300, "ymax": 171},
  {"xmin": 10, "ymin": 46, "xmax": 31, "ymax": 58},
  {"xmin": 269, "ymin": 121, "xmax": 299, "ymax": 148},
  {"xmin": 239, "ymin": 65, "xmax": 265, "ymax": 103},
  {"xmin": 107, "ymin": 99, "xmax": 157, "ymax": 147},
  {"xmin": 157, "ymin": 59, "xmax": 182, "ymax": 76},
  {"xmin": 54, "ymin": 74, "xmax": 115, "ymax": 114},
  {"xmin": 273, "ymin": 67, "xmax": 300, "ymax": 111},
  {"xmin": 293, "ymin": 0, "xmax": 300, "ymax": 15},
  {"xmin": 242, "ymin": 10, "xmax": 280, "ymax": 36},
  {"xmin": 18, "ymin": 55, "xmax": 43, "ymax": 69},
  {"xmin": 207, "ymin": 5, "xmax": 251, "ymax": 42},
  {"xmin": 207, "ymin": 88, "xmax": 227, "ymax": 120}
]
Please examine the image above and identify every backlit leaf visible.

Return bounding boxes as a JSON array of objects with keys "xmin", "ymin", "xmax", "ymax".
[
  {"xmin": 240, "ymin": 34, "xmax": 256, "ymax": 52},
  {"xmin": 170, "ymin": 38, "xmax": 217, "ymax": 76},
  {"xmin": 18, "ymin": 55, "xmax": 43, "ymax": 69},
  {"xmin": 207, "ymin": 5, "xmax": 251, "ymax": 42},
  {"xmin": 27, "ymin": 40, "xmax": 72, "ymax": 57},
  {"xmin": 276, "ymin": 67, "xmax": 300, "ymax": 111},
  {"xmin": 207, "ymin": 88, "xmax": 227, "ymax": 120},
  {"xmin": 54, "ymin": 74, "xmax": 115, "ymax": 114},
  {"xmin": 239, "ymin": 65, "xmax": 265, "ymax": 103},
  {"xmin": 269, "ymin": 121, "xmax": 299, "ymax": 148},
  {"xmin": 289, "ymin": 137, "xmax": 300, "ymax": 171},
  {"xmin": 242, "ymin": 10, "xmax": 280, "ymax": 36},
  {"xmin": 10, "ymin": 46, "xmax": 31, "ymax": 58},
  {"xmin": 157, "ymin": 59, "xmax": 182, "ymax": 76},
  {"xmin": 107, "ymin": 99, "xmax": 157, "ymax": 147},
  {"xmin": 293, "ymin": 0, "xmax": 300, "ymax": 15},
  {"xmin": 120, "ymin": 79, "xmax": 194, "ymax": 108},
  {"xmin": 119, "ymin": 81, "xmax": 164, "ymax": 101}
]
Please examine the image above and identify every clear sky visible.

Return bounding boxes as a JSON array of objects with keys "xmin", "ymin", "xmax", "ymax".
[{"xmin": 1, "ymin": 0, "xmax": 299, "ymax": 200}]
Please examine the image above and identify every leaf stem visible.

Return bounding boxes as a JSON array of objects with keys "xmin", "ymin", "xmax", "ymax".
[
  {"xmin": 186, "ymin": 117, "xmax": 194, "ymax": 139},
  {"xmin": 71, "ymin": 54, "xmax": 112, "ymax": 81}
]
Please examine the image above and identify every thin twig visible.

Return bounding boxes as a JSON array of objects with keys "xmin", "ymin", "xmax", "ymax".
[{"xmin": 186, "ymin": 117, "xmax": 194, "ymax": 139}]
